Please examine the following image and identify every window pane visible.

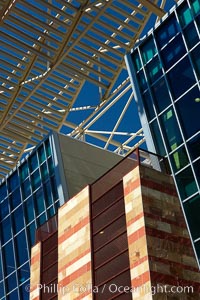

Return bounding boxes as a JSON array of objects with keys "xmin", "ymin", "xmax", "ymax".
[
  {"xmin": 137, "ymin": 70, "xmax": 148, "ymax": 92},
  {"xmin": 19, "ymin": 282, "xmax": 30, "ymax": 300},
  {"xmin": 21, "ymin": 178, "xmax": 31, "ymax": 200},
  {"xmin": 160, "ymin": 34, "xmax": 186, "ymax": 70},
  {"xmin": 37, "ymin": 213, "xmax": 47, "ymax": 227},
  {"xmin": 29, "ymin": 153, "xmax": 38, "ymax": 173},
  {"xmin": 8, "ymin": 171, "xmax": 19, "ymax": 192},
  {"xmin": 150, "ymin": 120, "xmax": 166, "ymax": 156},
  {"xmin": 160, "ymin": 108, "xmax": 183, "ymax": 152},
  {"xmin": 190, "ymin": 0, "xmax": 200, "ymax": 15},
  {"xmin": 191, "ymin": 45, "xmax": 200, "ymax": 79},
  {"xmin": 45, "ymin": 138, "xmax": 51, "ymax": 157},
  {"xmin": 38, "ymin": 144, "xmax": 46, "ymax": 164},
  {"xmin": 15, "ymin": 231, "xmax": 29, "ymax": 266},
  {"xmin": 183, "ymin": 22, "xmax": 199, "ymax": 49},
  {"xmin": 184, "ymin": 194, "xmax": 200, "ymax": 240},
  {"xmin": 1, "ymin": 216, "xmax": 12, "ymax": 244},
  {"xmin": 0, "ymin": 183, "xmax": 7, "ymax": 200},
  {"xmin": 155, "ymin": 14, "xmax": 179, "ymax": 48},
  {"xmin": 193, "ymin": 159, "xmax": 200, "ymax": 185},
  {"xmin": 7, "ymin": 290, "xmax": 19, "ymax": 300},
  {"xmin": 44, "ymin": 180, "xmax": 52, "ymax": 207},
  {"xmin": 187, "ymin": 135, "xmax": 200, "ymax": 160},
  {"xmin": 151, "ymin": 77, "xmax": 171, "ymax": 113},
  {"xmin": 40, "ymin": 162, "xmax": 48, "ymax": 181},
  {"xmin": 142, "ymin": 90, "xmax": 155, "ymax": 120},
  {"xmin": 18, "ymin": 262, "xmax": 30, "ymax": 284},
  {"xmin": 175, "ymin": 86, "xmax": 200, "ymax": 139},
  {"xmin": 0, "ymin": 197, "xmax": 9, "ymax": 220},
  {"xmin": 51, "ymin": 176, "xmax": 58, "ymax": 201},
  {"xmin": 24, "ymin": 196, "xmax": 34, "ymax": 224},
  {"xmin": 27, "ymin": 222, "xmax": 36, "ymax": 247},
  {"xmin": 146, "ymin": 56, "xmax": 163, "ymax": 83},
  {"xmin": 31, "ymin": 169, "xmax": 41, "ymax": 191},
  {"xmin": 10, "ymin": 188, "xmax": 21, "ymax": 210},
  {"xmin": 48, "ymin": 157, "xmax": 54, "ymax": 176},
  {"xmin": 131, "ymin": 50, "xmax": 142, "ymax": 71},
  {"xmin": 2, "ymin": 242, "xmax": 15, "ymax": 276},
  {"xmin": 178, "ymin": 2, "xmax": 193, "ymax": 27},
  {"xmin": 170, "ymin": 145, "xmax": 189, "ymax": 172},
  {"xmin": 141, "ymin": 37, "xmax": 157, "ymax": 64},
  {"xmin": 5, "ymin": 273, "xmax": 17, "ymax": 293},
  {"xmin": 12, "ymin": 206, "xmax": 25, "ymax": 234},
  {"xmin": 176, "ymin": 167, "xmax": 198, "ymax": 199},
  {"xmin": 19, "ymin": 163, "xmax": 29, "ymax": 182},
  {"xmin": 34, "ymin": 188, "xmax": 45, "ymax": 215},
  {"xmin": 167, "ymin": 57, "xmax": 196, "ymax": 100}
]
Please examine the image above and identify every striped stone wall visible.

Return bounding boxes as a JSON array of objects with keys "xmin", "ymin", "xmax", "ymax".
[
  {"xmin": 123, "ymin": 165, "xmax": 200, "ymax": 299},
  {"xmin": 58, "ymin": 186, "xmax": 93, "ymax": 300},
  {"xmin": 30, "ymin": 243, "xmax": 41, "ymax": 300}
]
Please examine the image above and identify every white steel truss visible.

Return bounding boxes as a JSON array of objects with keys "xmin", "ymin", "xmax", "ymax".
[{"xmin": 0, "ymin": 0, "xmax": 175, "ymax": 178}]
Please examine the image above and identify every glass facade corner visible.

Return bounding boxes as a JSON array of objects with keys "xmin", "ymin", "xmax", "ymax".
[{"xmin": 126, "ymin": 0, "xmax": 200, "ymax": 265}]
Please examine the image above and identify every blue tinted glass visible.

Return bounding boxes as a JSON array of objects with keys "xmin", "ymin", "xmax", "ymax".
[
  {"xmin": 175, "ymin": 86, "xmax": 200, "ymax": 139},
  {"xmin": 187, "ymin": 135, "xmax": 200, "ymax": 160},
  {"xmin": 0, "ymin": 281, "xmax": 5, "ymax": 298},
  {"xmin": 2, "ymin": 242, "xmax": 15, "ymax": 276},
  {"xmin": 150, "ymin": 120, "xmax": 166, "ymax": 156},
  {"xmin": 176, "ymin": 167, "xmax": 198, "ymax": 199},
  {"xmin": 45, "ymin": 138, "xmax": 51, "ymax": 157},
  {"xmin": 156, "ymin": 15, "xmax": 179, "ymax": 48},
  {"xmin": 0, "ymin": 197, "xmax": 9, "ymax": 220},
  {"xmin": 167, "ymin": 57, "xmax": 196, "ymax": 100},
  {"xmin": 191, "ymin": 45, "xmax": 200, "ymax": 79},
  {"xmin": 27, "ymin": 222, "xmax": 36, "ymax": 247},
  {"xmin": 131, "ymin": 50, "xmax": 142, "ymax": 71},
  {"xmin": 48, "ymin": 157, "xmax": 54, "ymax": 176},
  {"xmin": 20, "ymin": 163, "xmax": 29, "ymax": 182},
  {"xmin": 183, "ymin": 22, "xmax": 199, "ymax": 49},
  {"xmin": 178, "ymin": 2, "xmax": 193, "ymax": 27},
  {"xmin": 41, "ymin": 162, "xmax": 48, "ymax": 181},
  {"xmin": 1, "ymin": 216, "xmax": 12, "ymax": 244},
  {"xmin": 6, "ymin": 273, "xmax": 17, "ymax": 293},
  {"xmin": 51, "ymin": 176, "xmax": 59, "ymax": 200},
  {"xmin": 184, "ymin": 194, "xmax": 200, "ymax": 240},
  {"xmin": 37, "ymin": 213, "xmax": 47, "ymax": 227},
  {"xmin": 8, "ymin": 171, "xmax": 19, "ymax": 192},
  {"xmin": 160, "ymin": 34, "xmax": 186, "ymax": 70},
  {"xmin": 0, "ymin": 257, "xmax": 3, "ymax": 281},
  {"xmin": 160, "ymin": 108, "xmax": 183, "ymax": 152},
  {"xmin": 29, "ymin": 153, "xmax": 38, "ymax": 173},
  {"xmin": 21, "ymin": 178, "xmax": 31, "ymax": 200},
  {"xmin": 38, "ymin": 144, "xmax": 46, "ymax": 164},
  {"xmin": 12, "ymin": 206, "xmax": 24, "ymax": 234},
  {"xmin": 15, "ymin": 231, "xmax": 29, "ymax": 266},
  {"xmin": 0, "ymin": 183, "xmax": 7, "ymax": 200},
  {"xmin": 141, "ymin": 37, "xmax": 157, "ymax": 64},
  {"xmin": 151, "ymin": 77, "xmax": 171, "ymax": 113},
  {"xmin": 19, "ymin": 281, "xmax": 30, "ymax": 300},
  {"xmin": 146, "ymin": 56, "xmax": 163, "ymax": 84},
  {"xmin": 10, "ymin": 188, "xmax": 21, "ymax": 210},
  {"xmin": 34, "ymin": 188, "xmax": 45, "ymax": 215},
  {"xmin": 137, "ymin": 70, "xmax": 148, "ymax": 92},
  {"xmin": 7, "ymin": 290, "xmax": 19, "ymax": 300},
  {"xmin": 142, "ymin": 90, "xmax": 155, "ymax": 120},
  {"xmin": 24, "ymin": 196, "xmax": 34, "ymax": 224},
  {"xmin": 31, "ymin": 169, "xmax": 41, "ymax": 191},
  {"xmin": 18, "ymin": 263, "xmax": 30, "ymax": 284},
  {"xmin": 44, "ymin": 180, "xmax": 52, "ymax": 207}
]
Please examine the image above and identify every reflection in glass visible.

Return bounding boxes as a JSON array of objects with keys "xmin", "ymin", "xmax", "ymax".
[
  {"xmin": 160, "ymin": 108, "xmax": 183, "ymax": 152},
  {"xmin": 146, "ymin": 56, "xmax": 162, "ymax": 84},
  {"xmin": 2, "ymin": 242, "xmax": 15, "ymax": 276},
  {"xmin": 15, "ymin": 231, "xmax": 29, "ymax": 266},
  {"xmin": 176, "ymin": 166, "xmax": 198, "ymax": 199},
  {"xmin": 141, "ymin": 37, "xmax": 157, "ymax": 64},
  {"xmin": 151, "ymin": 77, "xmax": 171, "ymax": 113},
  {"xmin": 155, "ymin": 14, "xmax": 179, "ymax": 48},
  {"xmin": 170, "ymin": 146, "xmax": 189, "ymax": 172},
  {"xmin": 150, "ymin": 120, "xmax": 166, "ymax": 156}
]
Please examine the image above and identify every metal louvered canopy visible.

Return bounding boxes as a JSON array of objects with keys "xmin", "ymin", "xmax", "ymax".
[{"xmin": 0, "ymin": 0, "xmax": 173, "ymax": 179}]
